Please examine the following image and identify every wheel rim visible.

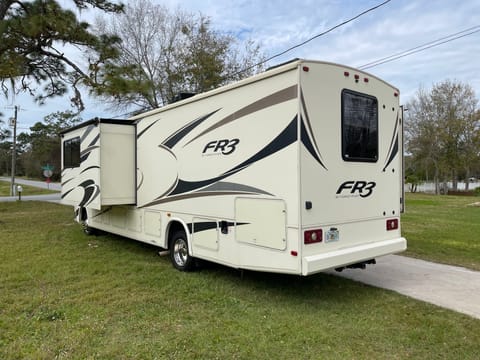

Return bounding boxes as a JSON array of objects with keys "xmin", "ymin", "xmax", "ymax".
[{"xmin": 173, "ymin": 238, "xmax": 188, "ymax": 267}]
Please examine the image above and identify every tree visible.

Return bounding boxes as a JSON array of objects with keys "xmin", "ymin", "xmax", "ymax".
[
  {"xmin": 0, "ymin": 0, "xmax": 125, "ymax": 111},
  {"xmin": 0, "ymin": 114, "xmax": 13, "ymax": 176},
  {"xmin": 0, "ymin": 112, "xmax": 9, "ymax": 141},
  {"xmin": 94, "ymin": 0, "xmax": 266, "ymax": 112},
  {"xmin": 405, "ymin": 80, "xmax": 479, "ymax": 194},
  {"xmin": 17, "ymin": 111, "xmax": 82, "ymax": 179}
]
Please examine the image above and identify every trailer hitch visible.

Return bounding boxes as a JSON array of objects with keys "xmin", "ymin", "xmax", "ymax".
[{"xmin": 335, "ymin": 259, "xmax": 376, "ymax": 272}]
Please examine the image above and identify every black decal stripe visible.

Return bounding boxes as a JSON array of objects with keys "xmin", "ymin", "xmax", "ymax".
[
  {"xmin": 79, "ymin": 180, "xmax": 94, "ymax": 187},
  {"xmin": 80, "ymin": 166, "xmax": 100, "ymax": 174},
  {"xmin": 80, "ymin": 145, "xmax": 100, "ymax": 163},
  {"xmin": 157, "ymin": 145, "xmax": 177, "ymax": 160},
  {"xmin": 83, "ymin": 185, "xmax": 100, "ymax": 207},
  {"xmin": 300, "ymin": 89, "xmax": 320, "ymax": 152},
  {"xmin": 88, "ymin": 134, "xmax": 100, "ymax": 147},
  {"xmin": 162, "ymin": 109, "xmax": 221, "ymax": 149},
  {"xmin": 137, "ymin": 119, "xmax": 159, "ymax": 139},
  {"xmin": 300, "ymin": 90, "xmax": 327, "ymax": 170},
  {"xmin": 152, "ymin": 175, "xmax": 179, "ymax": 200},
  {"xmin": 185, "ymin": 85, "xmax": 298, "ymax": 146},
  {"xmin": 382, "ymin": 137, "xmax": 398, "ymax": 172},
  {"xmin": 186, "ymin": 221, "xmax": 248, "ymax": 234},
  {"xmin": 79, "ymin": 186, "xmax": 95, "ymax": 207},
  {"xmin": 136, "ymin": 169, "xmax": 144, "ymax": 190},
  {"xmin": 61, "ymin": 187, "xmax": 75, "ymax": 199},
  {"xmin": 65, "ymin": 179, "xmax": 99, "ymax": 207},
  {"xmin": 143, "ymin": 176, "xmax": 272, "ymax": 207},
  {"xmin": 170, "ymin": 116, "xmax": 297, "ymax": 196},
  {"xmin": 80, "ymin": 145, "xmax": 100, "ymax": 156},
  {"xmin": 80, "ymin": 125, "xmax": 96, "ymax": 142},
  {"xmin": 140, "ymin": 190, "xmax": 265, "ymax": 208},
  {"xmin": 385, "ymin": 113, "xmax": 399, "ymax": 160},
  {"xmin": 200, "ymin": 181, "xmax": 273, "ymax": 196},
  {"xmin": 382, "ymin": 113, "xmax": 400, "ymax": 171},
  {"xmin": 61, "ymin": 177, "xmax": 74, "ymax": 186},
  {"xmin": 187, "ymin": 222, "xmax": 217, "ymax": 234},
  {"xmin": 300, "ymin": 119, "xmax": 328, "ymax": 170}
]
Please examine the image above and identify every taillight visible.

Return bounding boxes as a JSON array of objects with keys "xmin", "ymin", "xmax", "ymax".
[
  {"xmin": 386, "ymin": 219, "xmax": 399, "ymax": 231},
  {"xmin": 304, "ymin": 229, "xmax": 322, "ymax": 244}
]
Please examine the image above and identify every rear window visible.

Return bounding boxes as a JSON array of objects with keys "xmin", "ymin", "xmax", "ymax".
[
  {"xmin": 341, "ymin": 89, "xmax": 378, "ymax": 162},
  {"xmin": 63, "ymin": 137, "xmax": 81, "ymax": 168}
]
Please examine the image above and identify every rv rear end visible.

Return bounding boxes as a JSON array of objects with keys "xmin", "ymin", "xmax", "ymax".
[{"xmin": 297, "ymin": 61, "xmax": 406, "ymax": 275}]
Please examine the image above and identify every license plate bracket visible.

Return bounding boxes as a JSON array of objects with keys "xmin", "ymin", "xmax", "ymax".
[{"xmin": 325, "ymin": 228, "xmax": 339, "ymax": 243}]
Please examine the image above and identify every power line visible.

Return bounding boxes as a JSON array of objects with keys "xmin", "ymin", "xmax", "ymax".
[
  {"xmin": 234, "ymin": 0, "xmax": 392, "ymax": 76},
  {"xmin": 359, "ymin": 25, "xmax": 480, "ymax": 70}
]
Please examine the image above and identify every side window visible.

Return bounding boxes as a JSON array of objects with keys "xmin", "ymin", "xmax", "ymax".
[
  {"xmin": 63, "ymin": 137, "xmax": 81, "ymax": 168},
  {"xmin": 341, "ymin": 89, "xmax": 378, "ymax": 162}
]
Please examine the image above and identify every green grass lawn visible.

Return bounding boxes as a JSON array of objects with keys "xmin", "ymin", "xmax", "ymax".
[
  {"xmin": 1, "ymin": 201, "xmax": 479, "ymax": 359},
  {"xmin": 0, "ymin": 181, "xmax": 58, "ymax": 196},
  {"xmin": 402, "ymin": 193, "xmax": 480, "ymax": 271}
]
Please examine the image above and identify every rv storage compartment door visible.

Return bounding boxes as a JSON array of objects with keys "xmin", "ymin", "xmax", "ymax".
[{"xmin": 235, "ymin": 198, "xmax": 287, "ymax": 250}]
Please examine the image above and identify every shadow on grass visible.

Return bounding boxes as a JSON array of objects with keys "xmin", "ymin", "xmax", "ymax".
[{"xmin": 89, "ymin": 230, "xmax": 375, "ymax": 307}]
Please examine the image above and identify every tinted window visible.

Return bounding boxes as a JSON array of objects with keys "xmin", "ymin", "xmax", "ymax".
[
  {"xmin": 342, "ymin": 89, "xmax": 378, "ymax": 162},
  {"xmin": 63, "ymin": 137, "xmax": 81, "ymax": 168}
]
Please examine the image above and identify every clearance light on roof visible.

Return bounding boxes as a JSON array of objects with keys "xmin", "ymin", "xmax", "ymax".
[
  {"xmin": 302, "ymin": 66, "xmax": 310, "ymax": 72},
  {"xmin": 386, "ymin": 219, "xmax": 399, "ymax": 231},
  {"xmin": 304, "ymin": 229, "xmax": 323, "ymax": 244},
  {"xmin": 344, "ymin": 71, "xmax": 350, "ymax": 77}
]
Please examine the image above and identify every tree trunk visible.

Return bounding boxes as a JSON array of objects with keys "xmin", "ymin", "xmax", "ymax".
[
  {"xmin": 434, "ymin": 166, "xmax": 440, "ymax": 195},
  {"xmin": 465, "ymin": 168, "xmax": 470, "ymax": 191},
  {"xmin": 452, "ymin": 169, "xmax": 458, "ymax": 190}
]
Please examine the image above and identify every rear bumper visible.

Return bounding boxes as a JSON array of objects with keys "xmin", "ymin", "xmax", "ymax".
[{"xmin": 302, "ymin": 237, "xmax": 407, "ymax": 275}]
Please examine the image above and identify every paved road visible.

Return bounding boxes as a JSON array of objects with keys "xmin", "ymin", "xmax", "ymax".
[
  {"xmin": 0, "ymin": 177, "xmax": 61, "ymax": 202},
  {"xmin": 1, "ymin": 177, "xmax": 479, "ymax": 320},
  {"xmin": 330, "ymin": 255, "xmax": 480, "ymax": 320},
  {"xmin": 0, "ymin": 176, "xmax": 61, "ymax": 191}
]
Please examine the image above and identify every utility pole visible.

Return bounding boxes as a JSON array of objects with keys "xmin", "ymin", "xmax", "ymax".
[{"xmin": 10, "ymin": 105, "xmax": 18, "ymax": 196}]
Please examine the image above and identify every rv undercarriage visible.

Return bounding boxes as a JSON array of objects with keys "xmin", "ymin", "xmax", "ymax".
[{"xmin": 335, "ymin": 259, "xmax": 376, "ymax": 272}]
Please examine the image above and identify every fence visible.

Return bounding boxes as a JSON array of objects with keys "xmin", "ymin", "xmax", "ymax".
[{"xmin": 406, "ymin": 181, "xmax": 480, "ymax": 193}]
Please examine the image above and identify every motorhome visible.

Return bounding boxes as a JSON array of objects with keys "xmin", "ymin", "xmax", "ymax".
[{"xmin": 61, "ymin": 59, "xmax": 406, "ymax": 275}]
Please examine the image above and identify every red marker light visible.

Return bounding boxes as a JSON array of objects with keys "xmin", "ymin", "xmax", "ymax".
[
  {"xmin": 302, "ymin": 66, "xmax": 309, "ymax": 72},
  {"xmin": 344, "ymin": 71, "xmax": 350, "ymax": 77},
  {"xmin": 304, "ymin": 229, "xmax": 323, "ymax": 244},
  {"xmin": 386, "ymin": 219, "xmax": 399, "ymax": 231}
]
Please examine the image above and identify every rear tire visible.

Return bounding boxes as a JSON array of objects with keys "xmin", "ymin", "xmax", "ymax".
[{"xmin": 170, "ymin": 230, "xmax": 195, "ymax": 271}]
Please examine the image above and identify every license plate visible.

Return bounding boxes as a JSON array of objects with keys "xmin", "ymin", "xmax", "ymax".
[{"xmin": 325, "ymin": 228, "xmax": 339, "ymax": 243}]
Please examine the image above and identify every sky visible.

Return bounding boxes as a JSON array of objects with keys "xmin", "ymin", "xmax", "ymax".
[{"xmin": 3, "ymin": 0, "xmax": 480, "ymax": 132}]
